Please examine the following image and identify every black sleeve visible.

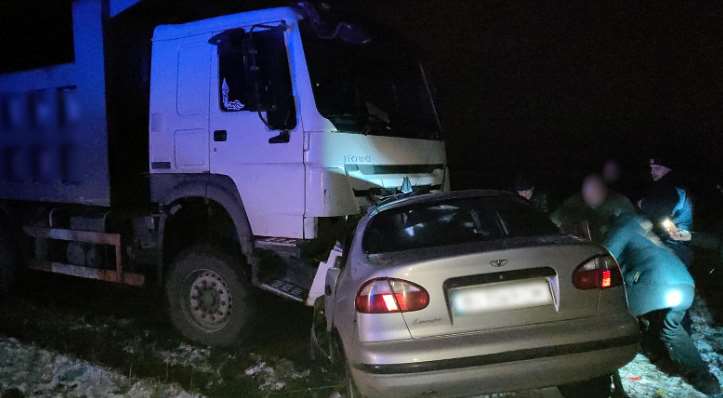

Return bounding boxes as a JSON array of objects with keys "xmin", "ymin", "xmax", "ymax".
[{"xmin": 640, "ymin": 184, "xmax": 678, "ymax": 223}]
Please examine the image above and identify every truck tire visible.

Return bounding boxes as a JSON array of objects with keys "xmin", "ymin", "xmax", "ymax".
[
  {"xmin": 166, "ymin": 245, "xmax": 255, "ymax": 346},
  {"xmin": 0, "ymin": 230, "xmax": 18, "ymax": 298}
]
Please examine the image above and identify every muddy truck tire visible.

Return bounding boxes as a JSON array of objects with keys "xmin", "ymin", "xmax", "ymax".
[
  {"xmin": 166, "ymin": 245, "xmax": 255, "ymax": 346},
  {"xmin": 0, "ymin": 229, "xmax": 18, "ymax": 298}
]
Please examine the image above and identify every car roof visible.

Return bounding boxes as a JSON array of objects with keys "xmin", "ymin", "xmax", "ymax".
[{"xmin": 369, "ymin": 189, "xmax": 515, "ymax": 216}]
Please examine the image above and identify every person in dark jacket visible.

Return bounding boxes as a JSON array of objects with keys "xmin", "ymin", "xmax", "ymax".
[
  {"xmin": 639, "ymin": 157, "xmax": 694, "ymax": 266},
  {"xmin": 551, "ymin": 174, "xmax": 635, "ymax": 242},
  {"xmin": 513, "ymin": 173, "xmax": 549, "ymax": 213},
  {"xmin": 602, "ymin": 158, "xmax": 635, "ymax": 200},
  {"xmin": 603, "ymin": 213, "xmax": 721, "ymax": 396}
]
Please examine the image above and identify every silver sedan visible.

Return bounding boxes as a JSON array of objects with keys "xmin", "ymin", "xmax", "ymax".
[{"xmin": 312, "ymin": 190, "xmax": 639, "ymax": 398}]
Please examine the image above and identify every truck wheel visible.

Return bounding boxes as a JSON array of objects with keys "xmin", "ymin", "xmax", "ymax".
[
  {"xmin": 0, "ymin": 230, "xmax": 18, "ymax": 298},
  {"xmin": 166, "ymin": 245, "xmax": 255, "ymax": 346}
]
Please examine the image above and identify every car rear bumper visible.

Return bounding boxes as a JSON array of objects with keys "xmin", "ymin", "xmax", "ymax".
[
  {"xmin": 356, "ymin": 334, "xmax": 638, "ymax": 375},
  {"xmin": 352, "ymin": 340, "xmax": 638, "ymax": 398},
  {"xmin": 348, "ymin": 314, "xmax": 640, "ymax": 397}
]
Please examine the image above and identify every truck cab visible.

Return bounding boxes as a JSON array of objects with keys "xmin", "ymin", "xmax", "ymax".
[
  {"xmin": 0, "ymin": 2, "xmax": 447, "ymax": 346},
  {"xmin": 148, "ymin": 7, "xmax": 447, "ymax": 240}
]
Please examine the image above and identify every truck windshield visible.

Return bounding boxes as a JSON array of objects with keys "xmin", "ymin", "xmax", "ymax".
[{"xmin": 300, "ymin": 25, "xmax": 440, "ymax": 140}]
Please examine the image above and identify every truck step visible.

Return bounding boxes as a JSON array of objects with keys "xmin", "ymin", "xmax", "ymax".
[
  {"xmin": 258, "ymin": 279, "xmax": 308, "ymax": 303},
  {"xmin": 255, "ymin": 237, "xmax": 302, "ymax": 258}
]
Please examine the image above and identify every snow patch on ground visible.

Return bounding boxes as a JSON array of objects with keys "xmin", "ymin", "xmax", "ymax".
[
  {"xmin": 66, "ymin": 316, "xmax": 111, "ymax": 333},
  {"xmin": 620, "ymin": 354, "xmax": 706, "ymax": 398},
  {"xmin": 619, "ymin": 296, "xmax": 722, "ymax": 398},
  {"xmin": 690, "ymin": 296, "xmax": 723, "ymax": 383},
  {"xmin": 244, "ymin": 353, "xmax": 310, "ymax": 392},
  {"xmin": 0, "ymin": 337, "xmax": 202, "ymax": 398},
  {"xmin": 157, "ymin": 343, "xmax": 214, "ymax": 373}
]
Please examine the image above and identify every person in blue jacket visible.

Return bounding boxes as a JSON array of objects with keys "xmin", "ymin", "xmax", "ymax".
[
  {"xmin": 638, "ymin": 157, "xmax": 694, "ymax": 266},
  {"xmin": 603, "ymin": 213, "xmax": 720, "ymax": 396}
]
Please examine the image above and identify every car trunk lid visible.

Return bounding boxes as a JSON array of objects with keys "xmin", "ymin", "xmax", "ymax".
[{"xmin": 368, "ymin": 239, "xmax": 606, "ymax": 339}]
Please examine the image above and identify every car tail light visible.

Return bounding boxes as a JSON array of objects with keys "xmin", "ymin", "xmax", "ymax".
[
  {"xmin": 573, "ymin": 255, "xmax": 623, "ymax": 290},
  {"xmin": 355, "ymin": 278, "xmax": 430, "ymax": 313}
]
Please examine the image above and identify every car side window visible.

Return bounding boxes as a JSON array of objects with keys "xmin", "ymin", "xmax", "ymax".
[
  {"xmin": 495, "ymin": 200, "xmax": 559, "ymax": 237},
  {"xmin": 337, "ymin": 218, "xmax": 360, "ymax": 269}
]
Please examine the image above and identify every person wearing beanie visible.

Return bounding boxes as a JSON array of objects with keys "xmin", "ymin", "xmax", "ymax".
[
  {"xmin": 639, "ymin": 157, "xmax": 694, "ymax": 266},
  {"xmin": 512, "ymin": 173, "xmax": 550, "ymax": 213}
]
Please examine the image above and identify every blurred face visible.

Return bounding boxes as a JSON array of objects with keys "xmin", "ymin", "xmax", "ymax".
[
  {"xmin": 582, "ymin": 176, "xmax": 608, "ymax": 209},
  {"xmin": 517, "ymin": 188, "xmax": 534, "ymax": 201},
  {"xmin": 649, "ymin": 159, "xmax": 671, "ymax": 181},
  {"xmin": 602, "ymin": 160, "xmax": 621, "ymax": 183}
]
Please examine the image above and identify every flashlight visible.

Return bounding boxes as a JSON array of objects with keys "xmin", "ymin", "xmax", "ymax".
[
  {"xmin": 661, "ymin": 218, "xmax": 691, "ymax": 241},
  {"xmin": 661, "ymin": 218, "xmax": 675, "ymax": 231},
  {"xmin": 661, "ymin": 218, "xmax": 679, "ymax": 237}
]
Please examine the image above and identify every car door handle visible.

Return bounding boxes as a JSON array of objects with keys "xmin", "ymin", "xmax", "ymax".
[{"xmin": 213, "ymin": 130, "xmax": 227, "ymax": 142}]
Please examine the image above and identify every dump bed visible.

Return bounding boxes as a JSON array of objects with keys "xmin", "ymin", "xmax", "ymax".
[
  {"xmin": 0, "ymin": 0, "xmax": 152, "ymax": 207},
  {"xmin": 0, "ymin": 1, "xmax": 112, "ymax": 206}
]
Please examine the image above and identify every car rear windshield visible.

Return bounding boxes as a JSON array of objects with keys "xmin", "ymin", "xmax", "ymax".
[{"xmin": 363, "ymin": 196, "xmax": 560, "ymax": 254}]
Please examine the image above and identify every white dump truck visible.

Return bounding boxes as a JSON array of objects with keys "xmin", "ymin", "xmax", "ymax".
[{"xmin": 0, "ymin": 0, "xmax": 447, "ymax": 346}]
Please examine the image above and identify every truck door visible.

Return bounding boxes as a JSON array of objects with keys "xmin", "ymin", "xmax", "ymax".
[
  {"xmin": 157, "ymin": 40, "xmax": 212, "ymax": 173},
  {"xmin": 208, "ymin": 25, "xmax": 305, "ymax": 239}
]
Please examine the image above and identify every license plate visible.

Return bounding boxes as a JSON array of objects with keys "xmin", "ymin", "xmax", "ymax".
[{"xmin": 450, "ymin": 278, "xmax": 553, "ymax": 316}]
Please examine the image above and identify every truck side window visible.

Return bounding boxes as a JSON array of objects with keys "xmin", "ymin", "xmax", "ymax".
[
  {"xmin": 253, "ymin": 27, "xmax": 296, "ymax": 130},
  {"xmin": 218, "ymin": 33, "xmax": 249, "ymax": 112},
  {"xmin": 213, "ymin": 26, "xmax": 296, "ymax": 130}
]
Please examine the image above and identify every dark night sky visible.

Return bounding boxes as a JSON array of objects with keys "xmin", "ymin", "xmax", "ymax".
[
  {"xmin": 357, "ymin": 1, "xmax": 723, "ymax": 187},
  {"xmin": 1, "ymin": 0, "xmax": 721, "ymax": 190}
]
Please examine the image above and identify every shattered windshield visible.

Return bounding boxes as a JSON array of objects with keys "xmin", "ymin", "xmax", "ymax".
[
  {"xmin": 300, "ymin": 23, "xmax": 440, "ymax": 139},
  {"xmin": 363, "ymin": 197, "xmax": 560, "ymax": 254}
]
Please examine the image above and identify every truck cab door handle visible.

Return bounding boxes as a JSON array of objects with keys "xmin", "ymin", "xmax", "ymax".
[{"xmin": 213, "ymin": 130, "xmax": 227, "ymax": 141}]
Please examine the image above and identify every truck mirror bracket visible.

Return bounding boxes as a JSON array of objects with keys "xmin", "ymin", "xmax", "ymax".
[{"xmin": 268, "ymin": 130, "xmax": 290, "ymax": 144}]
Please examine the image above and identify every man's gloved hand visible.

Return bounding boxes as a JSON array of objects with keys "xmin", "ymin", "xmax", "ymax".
[
  {"xmin": 669, "ymin": 229, "xmax": 692, "ymax": 242},
  {"xmin": 661, "ymin": 218, "xmax": 692, "ymax": 241}
]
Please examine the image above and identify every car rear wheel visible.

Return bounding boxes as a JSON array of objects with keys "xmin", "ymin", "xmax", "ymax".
[
  {"xmin": 333, "ymin": 336, "xmax": 363, "ymax": 398},
  {"xmin": 166, "ymin": 245, "xmax": 255, "ymax": 346},
  {"xmin": 342, "ymin": 361, "xmax": 361, "ymax": 398},
  {"xmin": 558, "ymin": 372, "xmax": 623, "ymax": 398}
]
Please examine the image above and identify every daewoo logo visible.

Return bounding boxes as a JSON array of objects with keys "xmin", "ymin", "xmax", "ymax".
[{"xmin": 490, "ymin": 259, "xmax": 509, "ymax": 267}]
